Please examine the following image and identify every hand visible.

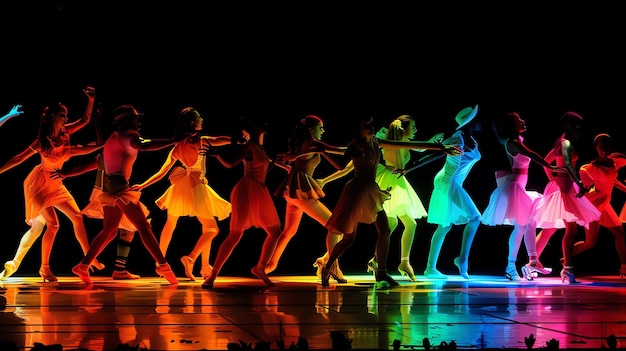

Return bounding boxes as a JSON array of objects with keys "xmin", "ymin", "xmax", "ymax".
[
  {"xmin": 83, "ymin": 86, "xmax": 96, "ymax": 98},
  {"xmin": 50, "ymin": 168, "xmax": 65, "ymax": 180},
  {"xmin": 6, "ymin": 104, "xmax": 24, "ymax": 119}
]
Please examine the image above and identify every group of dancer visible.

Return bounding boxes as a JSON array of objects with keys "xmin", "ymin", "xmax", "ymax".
[{"xmin": 1, "ymin": 89, "xmax": 624, "ymax": 288}]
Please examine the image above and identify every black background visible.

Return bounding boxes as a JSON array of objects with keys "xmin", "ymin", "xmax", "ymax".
[{"xmin": 1, "ymin": 2, "xmax": 625, "ymax": 278}]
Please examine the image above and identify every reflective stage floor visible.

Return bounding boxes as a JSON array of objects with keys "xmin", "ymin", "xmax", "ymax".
[{"xmin": 1, "ymin": 272, "xmax": 626, "ymax": 351}]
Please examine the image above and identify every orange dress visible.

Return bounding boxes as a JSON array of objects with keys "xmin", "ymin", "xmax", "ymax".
[
  {"xmin": 229, "ymin": 142, "xmax": 281, "ymax": 230},
  {"xmin": 326, "ymin": 137, "xmax": 390, "ymax": 234},
  {"xmin": 23, "ymin": 135, "xmax": 74, "ymax": 225},
  {"xmin": 155, "ymin": 138, "xmax": 231, "ymax": 220}
]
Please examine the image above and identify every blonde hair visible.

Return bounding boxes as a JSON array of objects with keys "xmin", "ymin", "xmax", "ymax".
[{"xmin": 386, "ymin": 115, "xmax": 413, "ymax": 141}]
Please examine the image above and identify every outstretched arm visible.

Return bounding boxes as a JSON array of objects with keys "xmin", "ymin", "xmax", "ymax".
[
  {"xmin": 0, "ymin": 141, "xmax": 37, "ymax": 175},
  {"xmin": 317, "ymin": 160, "xmax": 354, "ymax": 188},
  {"xmin": 132, "ymin": 147, "xmax": 178, "ymax": 191},
  {"xmin": 0, "ymin": 104, "xmax": 24, "ymax": 128}
]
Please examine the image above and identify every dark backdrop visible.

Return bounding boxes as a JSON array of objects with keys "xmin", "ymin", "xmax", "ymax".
[{"xmin": 1, "ymin": 2, "xmax": 625, "ymax": 278}]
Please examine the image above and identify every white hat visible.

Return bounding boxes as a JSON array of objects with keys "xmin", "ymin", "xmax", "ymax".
[{"xmin": 455, "ymin": 104, "xmax": 479, "ymax": 130}]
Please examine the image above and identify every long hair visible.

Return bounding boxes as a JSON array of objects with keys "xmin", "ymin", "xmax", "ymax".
[{"xmin": 38, "ymin": 102, "xmax": 67, "ymax": 153}]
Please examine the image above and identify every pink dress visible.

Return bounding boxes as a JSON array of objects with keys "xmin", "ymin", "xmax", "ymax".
[
  {"xmin": 481, "ymin": 139, "xmax": 542, "ymax": 226},
  {"xmin": 273, "ymin": 153, "xmax": 325, "ymax": 200},
  {"xmin": 326, "ymin": 137, "xmax": 390, "ymax": 234},
  {"xmin": 532, "ymin": 137, "xmax": 601, "ymax": 229},
  {"xmin": 229, "ymin": 142, "xmax": 281, "ymax": 230},
  {"xmin": 155, "ymin": 139, "xmax": 231, "ymax": 220},
  {"xmin": 579, "ymin": 156, "xmax": 626, "ymax": 227},
  {"xmin": 23, "ymin": 135, "xmax": 74, "ymax": 225}
]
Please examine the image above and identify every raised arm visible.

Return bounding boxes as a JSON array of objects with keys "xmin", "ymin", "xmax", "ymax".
[{"xmin": 65, "ymin": 86, "xmax": 96, "ymax": 135}]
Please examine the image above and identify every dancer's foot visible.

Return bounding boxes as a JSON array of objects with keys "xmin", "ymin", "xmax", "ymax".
[
  {"xmin": 180, "ymin": 256, "xmax": 196, "ymax": 281},
  {"xmin": 112, "ymin": 270, "xmax": 140, "ymax": 280},
  {"xmin": 156, "ymin": 263, "xmax": 179, "ymax": 285},
  {"xmin": 72, "ymin": 263, "xmax": 92, "ymax": 284},
  {"xmin": 375, "ymin": 269, "xmax": 399, "ymax": 288},
  {"xmin": 454, "ymin": 256, "xmax": 469, "ymax": 279},
  {"xmin": 423, "ymin": 267, "xmax": 448, "ymax": 279},
  {"xmin": 505, "ymin": 264, "xmax": 521, "ymax": 281},
  {"xmin": 398, "ymin": 261, "xmax": 418, "ymax": 282},
  {"xmin": 200, "ymin": 264, "xmax": 213, "ymax": 280},
  {"xmin": 0, "ymin": 260, "xmax": 18, "ymax": 281},
  {"xmin": 251, "ymin": 265, "xmax": 275, "ymax": 287},
  {"xmin": 39, "ymin": 264, "xmax": 58, "ymax": 283}
]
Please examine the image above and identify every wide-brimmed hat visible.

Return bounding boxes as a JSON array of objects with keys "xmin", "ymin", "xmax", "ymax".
[
  {"xmin": 113, "ymin": 104, "xmax": 144, "ymax": 121},
  {"xmin": 455, "ymin": 104, "xmax": 479, "ymax": 130}
]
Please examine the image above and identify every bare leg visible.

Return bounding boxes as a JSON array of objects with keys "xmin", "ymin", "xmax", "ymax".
[
  {"xmin": 0, "ymin": 215, "xmax": 45, "ymax": 280},
  {"xmin": 252, "ymin": 226, "xmax": 281, "ymax": 286},
  {"xmin": 456, "ymin": 217, "xmax": 480, "ymax": 279},
  {"xmin": 424, "ymin": 224, "xmax": 452, "ymax": 276},
  {"xmin": 536, "ymin": 227, "xmax": 558, "ymax": 259},
  {"xmin": 202, "ymin": 228, "xmax": 245, "ymax": 288},
  {"xmin": 267, "ymin": 202, "xmax": 304, "ymax": 273},
  {"xmin": 573, "ymin": 221, "xmax": 600, "ymax": 256},
  {"xmin": 158, "ymin": 213, "xmax": 179, "ymax": 257}
]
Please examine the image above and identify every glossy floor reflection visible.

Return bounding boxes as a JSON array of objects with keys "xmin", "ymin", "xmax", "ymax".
[{"xmin": 1, "ymin": 272, "xmax": 625, "ymax": 351}]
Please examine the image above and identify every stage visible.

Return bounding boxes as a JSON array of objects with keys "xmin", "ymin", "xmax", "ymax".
[{"xmin": 1, "ymin": 272, "xmax": 626, "ymax": 351}]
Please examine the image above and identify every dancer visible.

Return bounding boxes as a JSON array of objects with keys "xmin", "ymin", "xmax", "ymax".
[
  {"xmin": 424, "ymin": 105, "xmax": 482, "ymax": 280},
  {"xmin": 51, "ymin": 105, "xmax": 144, "ymax": 280},
  {"xmin": 575, "ymin": 133, "xmax": 626, "ymax": 277},
  {"xmin": 318, "ymin": 115, "xmax": 462, "ymax": 287},
  {"xmin": 0, "ymin": 104, "xmax": 24, "ymax": 127},
  {"xmin": 133, "ymin": 107, "xmax": 232, "ymax": 281},
  {"xmin": 0, "ymin": 87, "xmax": 104, "ymax": 282},
  {"xmin": 480, "ymin": 112, "xmax": 562, "ymax": 281},
  {"xmin": 202, "ymin": 116, "xmax": 290, "ymax": 289},
  {"xmin": 72, "ymin": 104, "xmax": 179, "ymax": 285},
  {"xmin": 267, "ymin": 114, "xmax": 347, "ymax": 282},
  {"xmin": 371, "ymin": 114, "xmax": 447, "ymax": 282},
  {"xmin": 533, "ymin": 111, "xmax": 601, "ymax": 284}
]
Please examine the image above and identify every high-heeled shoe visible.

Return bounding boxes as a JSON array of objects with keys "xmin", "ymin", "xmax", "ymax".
[
  {"xmin": 155, "ymin": 262, "xmax": 179, "ymax": 285},
  {"xmin": 90, "ymin": 259, "xmax": 105, "ymax": 272},
  {"xmin": 397, "ymin": 261, "xmax": 417, "ymax": 282},
  {"xmin": 313, "ymin": 257, "xmax": 325, "ymax": 278},
  {"xmin": 321, "ymin": 265, "xmax": 330, "ymax": 287},
  {"xmin": 328, "ymin": 261, "xmax": 347, "ymax": 284},
  {"xmin": 375, "ymin": 269, "xmax": 399, "ymax": 288},
  {"xmin": 454, "ymin": 256, "xmax": 469, "ymax": 279},
  {"xmin": 560, "ymin": 267, "xmax": 579, "ymax": 284},
  {"xmin": 0, "ymin": 260, "xmax": 18, "ymax": 281},
  {"xmin": 180, "ymin": 256, "xmax": 196, "ymax": 281},
  {"xmin": 251, "ymin": 265, "xmax": 275, "ymax": 287},
  {"xmin": 366, "ymin": 257, "xmax": 378, "ymax": 275},
  {"xmin": 619, "ymin": 264, "xmax": 626, "ymax": 279},
  {"xmin": 72, "ymin": 263, "xmax": 92, "ymax": 284},
  {"xmin": 200, "ymin": 264, "xmax": 213, "ymax": 280},
  {"xmin": 39, "ymin": 264, "xmax": 58, "ymax": 283},
  {"xmin": 202, "ymin": 273, "xmax": 216, "ymax": 289},
  {"xmin": 521, "ymin": 261, "xmax": 552, "ymax": 280}
]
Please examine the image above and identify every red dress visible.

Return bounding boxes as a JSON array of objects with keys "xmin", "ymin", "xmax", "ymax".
[{"xmin": 229, "ymin": 142, "xmax": 281, "ymax": 230}]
